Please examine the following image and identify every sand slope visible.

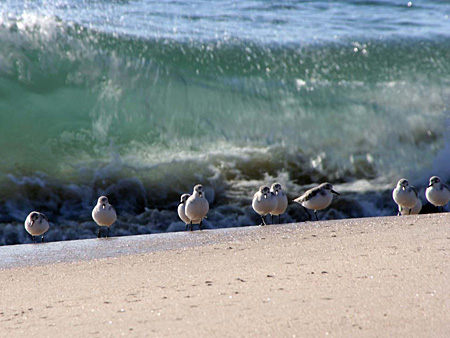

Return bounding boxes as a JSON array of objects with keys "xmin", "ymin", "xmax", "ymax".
[{"xmin": 1, "ymin": 214, "xmax": 450, "ymax": 337}]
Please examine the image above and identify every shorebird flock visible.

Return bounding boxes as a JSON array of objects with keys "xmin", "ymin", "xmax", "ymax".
[
  {"xmin": 392, "ymin": 176, "xmax": 450, "ymax": 215},
  {"xmin": 23, "ymin": 176, "xmax": 450, "ymax": 243}
]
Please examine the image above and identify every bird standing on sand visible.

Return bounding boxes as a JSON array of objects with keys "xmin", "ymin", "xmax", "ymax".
[
  {"xmin": 293, "ymin": 182, "xmax": 340, "ymax": 221},
  {"xmin": 252, "ymin": 185, "xmax": 277, "ymax": 226},
  {"xmin": 24, "ymin": 211, "xmax": 49, "ymax": 243},
  {"xmin": 392, "ymin": 179, "xmax": 418, "ymax": 215},
  {"xmin": 178, "ymin": 193, "xmax": 191, "ymax": 231},
  {"xmin": 425, "ymin": 176, "xmax": 450, "ymax": 211},
  {"xmin": 92, "ymin": 196, "xmax": 117, "ymax": 238},
  {"xmin": 185, "ymin": 184, "xmax": 209, "ymax": 231},
  {"xmin": 270, "ymin": 183, "xmax": 288, "ymax": 224}
]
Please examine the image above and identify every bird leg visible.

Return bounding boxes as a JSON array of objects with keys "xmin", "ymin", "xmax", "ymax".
[
  {"xmin": 302, "ymin": 206, "xmax": 311, "ymax": 221},
  {"xmin": 97, "ymin": 227, "xmax": 101, "ymax": 238},
  {"xmin": 314, "ymin": 210, "xmax": 319, "ymax": 221},
  {"xmin": 199, "ymin": 220, "xmax": 203, "ymax": 231},
  {"xmin": 185, "ymin": 223, "xmax": 188, "ymax": 231},
  {"xmin": 190, "ymin": 221, "xmax": 193, "ymax": 231},
  {"xmin": 106, "ymin": 227, "xmax": 109, "ymax": 238},
  {"xmin": 260, "ymin": 215, "xmax": 267, "ymax": 226},
  {"xmin": 41, "ymin": 236, "xmax": 44, "ymax": 243},
  {"xmin": 271, "ymin": 214, "xmax": 274, "ymax": 224},
  {"xmin": 408, "ymin": 208, "xmax": 411, "ymax": 215},
  {"xmin": 32, "ymin": 236, "xmax": 35, "ymax": 244}
]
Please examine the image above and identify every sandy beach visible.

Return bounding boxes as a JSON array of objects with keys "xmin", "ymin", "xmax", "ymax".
[{"xmin": 1, "ymin": 214, "xmax": 450, "ymax": 337}]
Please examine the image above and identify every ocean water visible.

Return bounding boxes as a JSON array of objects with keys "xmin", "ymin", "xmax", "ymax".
[{"xmin": 1, "ymin": 0, "xmax": 450, "ymax": 245}]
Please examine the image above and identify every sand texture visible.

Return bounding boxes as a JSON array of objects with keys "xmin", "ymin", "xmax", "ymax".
[{"xmin": 1, "ymin": 214, "xmax": 450, "ymax": 337}]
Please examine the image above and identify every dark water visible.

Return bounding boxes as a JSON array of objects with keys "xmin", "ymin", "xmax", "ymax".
[{"xmin": 1, "ymin": 0, "xmax": 450, "ymax": 245}]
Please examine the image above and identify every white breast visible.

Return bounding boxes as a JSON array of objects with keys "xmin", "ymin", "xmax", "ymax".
[
  {"xmin": 92, "ymin": 205, "xmax": 117, "ymax": 227},
  {"xmin": 252, "ymin": 192, "xmax": 277, "ymax": 216},
  {"xmin": 393, "ymin": 188, "xmax": 417, "ymax": 209},
  {"xmin": 270, "ymin": 192, "xmax": 288, "ymax": 216},
  {"xmin": 24, "ymin": 217, "xmax": 49, "ymax": 236},
  {"xmin": 185, "ymin": 195, "xmax": 209, "ymax": 223},
  {"xmin": 178, "ymin": 203, "xmax": 191, "ymax": 224},
  {"xmin": 426, "ymin": 186, "xmax": 450, "ymax": 207}
]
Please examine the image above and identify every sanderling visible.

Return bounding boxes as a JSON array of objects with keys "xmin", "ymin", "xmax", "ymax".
[
  {"xmin": 426, "ymin": 176, "xmax": 450, "ymax": 211},
  {"xmin": 399, "ymin": 197, "xmax": 422, "ymax": 215},
  {"xmin": 178, "ymin": 193, "xmax": 191, "ymax": 231},
  {"xmin": 92, "ymin": 196, "xmax": 117, "ymax": 238},
  {"xmin": 185, "ymin": 184, "xmax": 209, "ymax": 231},
  {"xmin": 24, "ymin": 211, "xmax": 49, "ymax": 243},
  {"xmin": 392, "ymin": 179, "xmax": 418, "ymax": 215},
  {"xmin": 252, "ymin": 185, "xmax": 277, "ymax": 226},
  {"xmin": 293, "ymin": 182, "xmax": 340, "ymax": 221},
  {"xmin": 269, "ymin": 182, "xmax": 288, "ymax": 224}
]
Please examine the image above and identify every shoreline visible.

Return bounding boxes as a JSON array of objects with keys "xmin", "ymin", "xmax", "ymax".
[{"xmin": 1, "ymin": 214, "xmax": 450, "ymax": 336}]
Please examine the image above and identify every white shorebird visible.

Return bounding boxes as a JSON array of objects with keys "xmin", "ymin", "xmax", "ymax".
[
  {"xmin": 426, "ymin": 176, "xmax": 450, "ymax": 211},
  {"xmin": 24, "ymin": 211, "xmax": 49, "ymax": 243},
  {"xmin": 92, "ymin": 196, "xmax": 117, "ymax": 238},
  {"xmin": 252, "ymin": 185, "xmax": 277, "ymax": 226},
  {"xmin": 392, "ymin": 179, "xmax": 418, "ymax": 215},
  {"xmin": 269, "ymin": 182, "xmax": 288, "ymax": 224},
  {"xmin": 177, "ymin": 193, "xmax": 191, "ymax": 231},
  {"xmin": 185, "ymin": 184, "xmax": 209, "ymax": 231},
  {"xmin": 293, "ymin": 182, "xmax": 340, "ymax": 221},
  {"xmin": 399, "ymin": 198, "xmax": 422, "ymax": 215}
]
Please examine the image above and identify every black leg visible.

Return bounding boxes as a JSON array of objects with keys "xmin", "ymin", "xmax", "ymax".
[
  {"xmin": 199, "ymin": 220, "xmax": 203, "ymax": 231},
  {"xmin": 302, "ymin": 206, "xmax": 311, "ymax": 221},
  {"xmin": 408, "ymin": 208, "xmax": 411, "ymax": 215},
  {"xmin": 279, "ymin": 215, "xmax": 282, "ymax": 224},
  {"xmin": 185, "ymin": 223, "xmax": 188, "ymax": 231},
  {"xmin": 97, "ymin": 227, "xmax": 101, "ymax": 238},
  {"xmin": 271, "ymin": 214, "xmax": 274, "ymax": 224},
  {"xmin": 190, "ymin": 221, "xmax": 193, "ymax": 231},
  {"xmin": 314, "ymin": 210, "xmax": 319, "ymax": 221},
  {"xmin": 41, "ymin": 236, "xmax": 44, "ymax": 243},
  {"xmin": 106, "ymin": 227, "xmax": 109, "ymax": 238},
  {"xmin": 260, "ymin": 215, "xmax": 267, "ymax": 226},
  {"xmin": 32, "ymin": 236, "xmax": 35, "ymax": 244}
]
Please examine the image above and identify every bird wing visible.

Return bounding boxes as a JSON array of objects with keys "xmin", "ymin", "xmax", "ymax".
[
  {"xmin": 297, "ymin": 187, "xmax": 319, "ymax": 203},
  {"xmin": 40, "ymin": 213, "xmax": 49, "ymax": 221}
]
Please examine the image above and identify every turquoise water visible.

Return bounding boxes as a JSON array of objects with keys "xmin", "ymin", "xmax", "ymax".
[{"xmin": 1, "ymin": 1, "xmax": 450, "ymax": 244}]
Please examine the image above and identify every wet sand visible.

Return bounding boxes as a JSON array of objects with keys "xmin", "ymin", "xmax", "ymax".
[{"xmin": 1, "ymin": 214, "xmax": 450, "ymax": 337}]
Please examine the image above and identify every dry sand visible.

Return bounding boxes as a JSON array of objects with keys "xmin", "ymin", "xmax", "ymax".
[{"xmin": 1, "ymin": 214, "xmax": 450, "ymax": 337}]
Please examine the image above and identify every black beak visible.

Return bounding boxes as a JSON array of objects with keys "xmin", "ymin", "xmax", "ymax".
[
  {"xmin": 178, "ymin": 201, "xmax": 183, "ymax": 206},
  {"xmin": 331, "ymin": 190, "xmax": 340, "ymax": 196},
  {"xmin": 428, "ymin": 184, "xmax": 432, "ymax": 188}
]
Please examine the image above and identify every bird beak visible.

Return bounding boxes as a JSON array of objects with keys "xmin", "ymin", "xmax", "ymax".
[
  {"xmin": 30, "ymin": 220, "xmax": 35, "ymax": 227},
  {"xmin": 178, "ymin": 201, "xmax": 183, "ymax": 206},
  {"xmin": 264, "ymin": 193, "xmax": 267, "ymax": 199},
  {"xmin": 102, "ymin": 204, "xmax": 106, "ymax": 210},
  {"xmin": 331, "ymin": 190, "xmax": 340, "ymax": 196},
  {"xmin": 275, "ymin": 191, "xmax": 279, "ymax": 195},
  {"xmin": 199, "ymin": 192, "xmax": 203, "ymax": 198},
  {"xmin": 428, "ymin": 184, "xmax": 432, "ymax": 188}
]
